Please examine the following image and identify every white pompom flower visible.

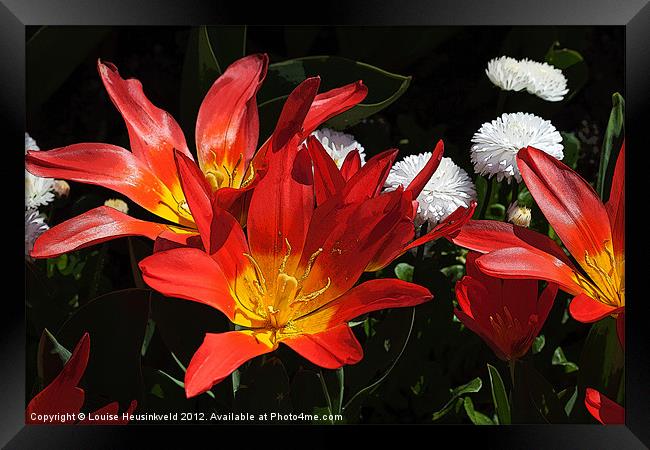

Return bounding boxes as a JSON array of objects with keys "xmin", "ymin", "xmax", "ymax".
[
  {"xmin": 385, "ymin": 154, "xmax": 476, "ymax": 226},
  {"xmin": 485, "ymin": 56, "xmax": 529, "ymax": 92},
  {"xmin": 25, "ymin": 209, "xmax": 49, "ymax": 258},
  {"xmin": 311, "ymin": 128, "xmax": 366, "ymax": 169},
  {"xmin": 519, "ymin": 59, "xmax": 569, "ymax": 102},
  {"xmin": 25, "ymin": 133, "xmax": 56, "ymax": 209},
  {"xmin": 471, "ymin": 112, "xmax": 564, "ymax": 183}
]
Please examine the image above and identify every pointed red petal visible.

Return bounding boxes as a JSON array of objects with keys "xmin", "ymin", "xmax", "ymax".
[
  {"xmin": 98, "ymin": 60, "xmax": 190, "ymax": 195},
  {"xmin": 606, "ymin": 143, "xmax": 624, "ymax": 257},
  {"xmin": 568, "ymin": 293, "xmax": 621, "ymax": 323},
  {"xmin": 476, "ymin": 247, "xmax": 583, "ymax": 295},
  {"xmin": 341, "ymin": 149, "xmax": 398, "ymax": 203},
  {"xmin": 31, "ymin": 206, "xmax": 170, "ymax": 258},
  {"xmin": 25, "ymin": 144, "xmax": 186, "ymax": 225},
  {"xmin": 451, "ymin": 219, "xmax": 574, "ymax": 267},
  {"xmin": 405, "ymin": 140, "xmax": 444, "ymax": 197},
  {"xmin": 403, "ymin": 201, "xmax": 477, "ymax": 253},
  {"xmin": 518, "ymin": 147, "xmax": 612, "ymax": 265},
  {"xmin": 302, "ymin": 81, "xmax": 368, "ymax": 137},
  {"xmin": 26, "ymin": 333, "xmax": 90, "ymax": 422},
  {"xmin": 307, "ymin": 135, "xmax": 345, "ymax": 205},
  {"xmin": 282, "ymin": 324, "xmax": 363, "ymax": 369},
  {"xmin": 454, "ymin": 308, "xmax": 509, "ymax": 361},
  {"xmin": 340, "ymin": 150, "xmax": 362, "ymax": 181},
  {"xmin": 585, "ymin": 388, "xmax": 625, "ymax": 424},
  {"xmin": 196, "ymin": 54, "xmax": 268, "ymax": 185},
  {"xmin": 184, "ymin": 331, "xmax": 275, "ymax": 398}
]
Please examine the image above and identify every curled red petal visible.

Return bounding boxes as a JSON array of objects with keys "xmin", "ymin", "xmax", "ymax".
[
  {"xmin": 282, "ymin": 324, "xmax": 363, "ymax": 369},
  {"xmin": 585, "ymin": 388, "xmax": 625, "ymax": 424},
  {"xmin": 568, "ymin": 293, "xmax": 622, "ymax": 323}
]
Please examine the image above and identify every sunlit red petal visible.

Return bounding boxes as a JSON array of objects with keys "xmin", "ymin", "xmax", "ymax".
[
  {"xmin": 307, "ymin": 135, "xmax": 345, "ymax": 205},
  {"xmin": 403, "ymin": 201, "xmax": 477, "ymax": 253},
  {"xmin": 26, "ymin": 144, "xmax": 187, "ymax": 225},
  {"xmin": 340, "ymin": 150, "xmax": 362, "ymax": 181},
  {"xmin": 340, "ymin": 149, "xmax": 398, "ymax": 203},
  {"xmin": 282, "ymin": 324, "xmax": 363, "ymax": 369},
  {"xmin": 405, "ymin": 140, "xmax": 444, "ymax": 197},
  {"xmin": 302, "ymin": 81, "xmax": 368, "ymax": 138},
  {"xmin": 184, "ymin": 331, "xmax": 275, "ymax": 398},
  {"xmin": 606, "ymin": 143, "xmax": 624, "ymax": 257},
  {"xmin": 26, "ymin": 333, "xmax": 90, "ymax": 422},
  {"xmin": 476, "ymin": 247, "xmax": 583, "ymax": 295},
  {"xmin": 196, "ymin": 54, "xmax": 268, "ymax": 186},
  {"xmin": 568, "ymin": 293, "xmax": 622, "ymax": 323},
  {"xmin": 31, "ymin": 206, "xmax": 171, "ymax": 258},
  {"xmin": 518, "ymin": 147, "xmax": 613, "ymax": 267},
  {"xmin": 98, "ymin": 60, "xmax": 190, "ymax": 194},
  {"xmin": 585, "ymin": 388, "xmax": 625, "ymax": 424}
]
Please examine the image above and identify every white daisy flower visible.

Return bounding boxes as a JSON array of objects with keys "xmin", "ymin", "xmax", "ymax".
[
  {"xmin": 519, "ymin": 58, "xmax": 569, "ymax": 102},
  {"xmin": 311, "ymin": 128, "xmax": 366, "ymax": 169},
  {"xmin": 25, "ymin": 133, "xmax": 56, "ymax": 210},
  {"xmin": 385, "ymin": 154, "xmax": 476, "ymax": 226},
  {"xmin": 485, "ymin": 56, "xmax": 529, "ymax": 92},
  {"xmin": 25, "ymin": 209, "xmax": 49, "ymax": 258},
  {"xmin": 471, "ymin": 112, "xmax": 564, "ymax": 183}
]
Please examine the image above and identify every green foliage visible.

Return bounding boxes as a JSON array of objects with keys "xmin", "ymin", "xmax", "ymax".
[
  {"xmin": 432, "ymin": 377, "xmax": 482, "ymax": 421},
  {"xmin": 394, "ymin": 263, "xmax": 415, "ymax": 282},
  {"xmin": 597, "ymin": 93, "xmax": 625, "ymax": 199},
  {"xmin": 551, "ymin": 347, "xmax": 579, "ymax": 374},
  {"xmin": 463, "ymin": 397, "xmax": 495, "ymax": 425},
  {"xmin": 487, "ymin": 364, "xmax": 511, "ymax": 425}
]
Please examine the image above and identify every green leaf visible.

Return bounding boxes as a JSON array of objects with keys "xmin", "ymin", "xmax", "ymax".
[
  {"xmin": 157, "ymin": 369, "xmax": 215, "ymax": 399},
  {"xmin": 552, "ymin": 347, "xmax": 579, "ymax": 373},
  {"xmin": 258, "ymin": 56, "xmax": 410, "ymax": 137},
  {"xmin": 440, "ymin": 264, "xmax": 465, "ymax": 283},
  {"xmin": 545, "ymin": 41, "xmax": 584, "ymax": 69},
  {"xmin": 517, "ymin": 361, "xmax": 568, "ymax": 423},
  {"xmin": 487, "ymin": 364, "xmax": 511, "ymax": 425},
  {"xmin": 432, "ymin": 377, "xmax": 483, "ymax": 421},
  {"xmin": 597, "ymin": 93, "xmax": 625, "ymax": 199},
  {"xmin": 36, "ymin": 328, "xmax": 72, "ymax": 388},
  {"xmin": 27, "ymin": 27, "xmax": 111, "ymax": 111},
  {"xmin": 205, "ymin": 26, "xmax": 247, "ymax": 75},
  {"xmin": 394, "ymin": 263, "xmax": 414, "ymax": 282},
  {"xmin": 558, "ymin": 386, "xmax": 578, "ymax": 416},
  {"xmin": 532, "ymin": 335, "xmax": 546, "ymax": 354},
  {"xmin": 560, "ymin": 132, "xmax": 581, "ymax": 169},
  {"xmin": 463, "ymin": 397, "xmax": 495, "ymax": 425}
]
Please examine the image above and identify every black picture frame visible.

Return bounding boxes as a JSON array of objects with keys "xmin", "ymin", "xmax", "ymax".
[{"xmin": 5, "ymin": 0, "xmax": 648, "ymax": 447}]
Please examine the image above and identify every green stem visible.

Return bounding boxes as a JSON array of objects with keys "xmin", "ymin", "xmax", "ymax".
[
  {"xmin": 318, "ymin": 369, "xmax": 335, "ymax": 424},
  {"xmin": 508, "ymin": 359, "xmax": 516, "ymax": 394},
  {"xmin": 336, "ymin": 367, "xmax": 345, "ymax": 415},
  {"xmin": 478, "ymin": 178, "xmax": 493, "ymax": 219}
]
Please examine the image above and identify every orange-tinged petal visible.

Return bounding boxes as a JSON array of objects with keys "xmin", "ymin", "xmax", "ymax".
[
  {"xmin": 184, "ymin": 330, "xmax": 275, "ymax": 398},
  {"xmin": 26, "ymin": 332, "xmax": 89, "ymax": 422},
  {"xmin": 518, "ymin": 147, "xmax": 613, "ymax": 268},
  {"xmin": 606, "ymin": 143, "xmax": 624, "ymax": 258},
  {"xmin": 585, "ymin": 388, "xmax": 625, "ymax": 424},
  {"xmin": 282, "ymin": 324, "xmax": 363, "ymax": 369},
  {"xmin": 568, "ymin": 293, "xmax": 622, "ymax": 323},
  {"xmin": 25, "ymin": 144, "xmax": 189, "ymax": 225},
  {"xmin": 302, "ymin": 81, "xmax": 368, "ymax": 138},
  {"xmin": 31, "ymin": 206, "xmax": 172, "ymax": 258},
  {"xmin": 476, "ymin": 247, "xmax": 583, "ymax": 295},
  {"xmin": 98, "ymin": 60, "xmax": 190, "ymax": 197},
  {"xmin": 196, "ymin": 54, "xmax": 268, "ymax": 188}
]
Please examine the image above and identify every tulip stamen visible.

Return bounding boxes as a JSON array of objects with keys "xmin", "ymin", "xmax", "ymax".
[
  {"xmin": 240, "ymin": 162, "xmax": 256, "ymax": 188},
  {"xmin": 230, "ymin": 153, "xmax": 244, "ymax": 186},
  {"xmin": 243, "ymin": 253, "xmax": 267, "ymax": 294},
  {"xmin": 278, "ymin": 238, "xmax": 292, "ymax": 274},
  {"xmin": 293, "ymin": 277, "xmax": 331, "ymax": 304},
  {"xmin": 298, "ymin": 248, "xmax": 323, "ymax": 284}
]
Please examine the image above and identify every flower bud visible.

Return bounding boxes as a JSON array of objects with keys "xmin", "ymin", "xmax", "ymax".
[
  {"xmin": 53, "ymin": 180, "xmax": 70, "ymax": 198},
  {"xmin": 506, "ymin": 201, "xmax": 531, "ymax": 228},
  {"xmin": 104, "ymin": 198, "xmax": 129, "ymax": 215}
]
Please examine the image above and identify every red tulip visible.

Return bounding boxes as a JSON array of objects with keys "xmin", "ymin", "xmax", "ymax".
[
  {"xmin": 138, "ymin": 88, "xmax": 432, "ymax": 397},
  {"xmin": 26, "ymin": 332, "xmax": 136, "ymax": 424},
  {"xmin": 26, "ymin": 54, "xmax": 368, "ymax": 258},
  {"xmin": 308, "ymin": 137, "xmax": 476, "ymax": 271},
  {"xmin": 452, "ymin": 144, "xmax": 624, "ymax": 343},
  {"xmin": 454, "ymin": 252, "xmax": 557, "ymax": 361},
  {"xmin": 585, "ymin": 388, "xmax": 624, "ymax": 424}
]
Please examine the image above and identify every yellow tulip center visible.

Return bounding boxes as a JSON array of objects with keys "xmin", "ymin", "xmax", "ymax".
[{"xmin": 574, "ymin": 240, "xmax": 624, "ymax": 309}]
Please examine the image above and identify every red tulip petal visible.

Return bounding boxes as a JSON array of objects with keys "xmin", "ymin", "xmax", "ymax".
[
  {"xmin": 454, "ymin": 308, "xmax": 509, "ymax": 361},
  {"xmin": 364, "ymin": 218, "xmax": 415, "ymax": 272},
  {"xmin": 606, "ymin": 143, "xmax": 625, "ymax": 258},
  {"xmin": 302, "ymin": 81, "xmax": 368, "ymax": 138},
  {"xmin": 451, "ymin": 219, "xmax": 574, "ymax": 267},
  {"xmin": 206, "ymin": 205, "xmax": 252, "ymax": 282},
  {"xmin": 405, "ymin": 140, "xmax": 444, "ymax": 197},
  {"xmin": 196, "ymin": 54, "xmax": 267, "ymax": 186},
  {"xmin": 585, "ymin": 388, "xmax": 625, "ymax": 424},
  {"xmin": 248, "ymin": 144, "xmax": 314, "ymax": 280},
  {"xmin": 616, "ymin": 312, "xmax": 625, "ymax": 350},
  {"xmin": 568, "ymin": 293, "xmax": 621, "ymax": 323},
  {"xmin": 174, "ymin": 150, "xmax": 213, "ymax": 251},
  {"xmin": 533, "ymin": 283, "xmax": 559, "ymax": 336},
  {"xmin": 98, "ymin": 60, "xmax": 190, "ymax": 196},
  {"xmin": 341, "ymin": 149, "xmax": 399, "ymax": 203},
  {"xmin": 153, "ymin": 230, "xmax": 202, "ymax": 253},
  {"xmin": 282, "ymin": 323, "xmax": 363, "ymax": 369},
  {"xmin": 476, "ymin": 247, "xmax": 583, "ymax": 295},
  {"xmin": 26, "ymin": 333, "xmax": 90, "ymax": 422},
  {"xmin": 455, "ymin": 275, "xmax": 498, "ymax": 326},
  {"xmin": 518, "ymin": 147, "xmax": 613, "ymax": 266},
  {"xmin": 294, "ymin": 278, "xmax": 431, "ymax": 333},
  {"xmin": 25, "ymin": 144, "xmax": 188, "ymax": 225},
  {"xmin": 340, "ymin": 150, "xmax": 362, "ymax": 181},
  {"xmin": 184, "ymin": 331, "xmax": 275, "ymax": 398},
  {"xmin": 139, "ymin": 248, "xmax": 257, "ymax": 326},
  {"xmin": 307, "ymin": 135, "xmax": 345, "ymax": 206},
  {"xmin": 403, "ymin": 201, "xmax": 477, "ymax": 253},
  {"xmin": 31, "ymin": 206, "xmax": 171, "ymax": 258},
  {"xmin": 464, "ymin": 252, "xmax": 502, "ymax": 300}
]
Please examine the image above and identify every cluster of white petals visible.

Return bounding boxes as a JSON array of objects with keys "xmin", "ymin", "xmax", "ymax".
[
  {"xmin": 486, "ymin": 56, "xmax": 569, "ymax": 102},
  {"xmin": 385, "ymin": 153, "xmax": 476, "ymax": 226},
  {"xmin": 471, "ymin": 112, "xmax": 564, "ymax": 183},
  {"xmin": 25, "ymin": 209, "xmax": 48, "ymax": 259},
  {"xmin": 25, "ymin": 133, "xmax": 56, "ymax": 210}
]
